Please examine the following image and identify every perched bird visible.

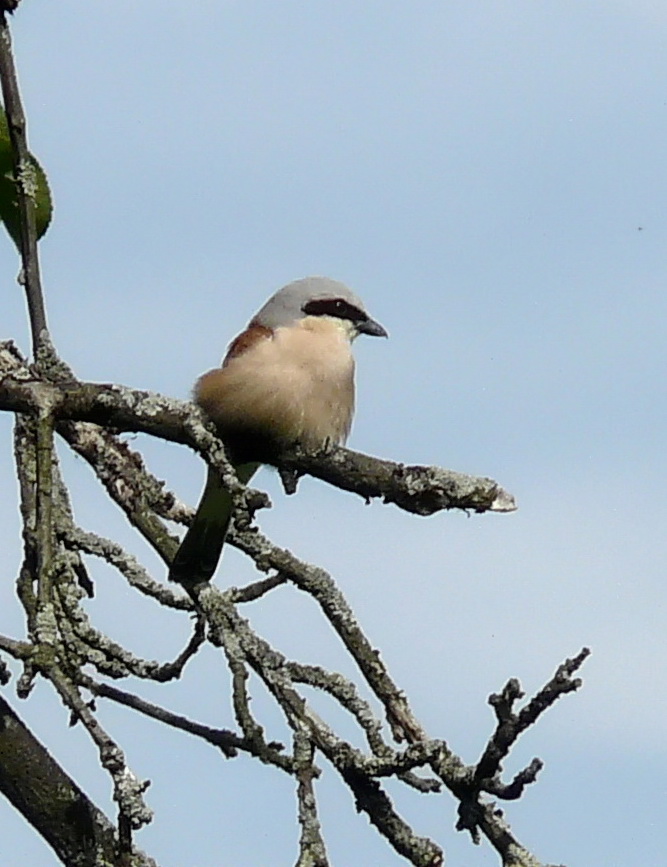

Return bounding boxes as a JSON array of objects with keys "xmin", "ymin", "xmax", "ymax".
[{"xmin": 169, "ymin": 276, "xmax": 387, "ymax": 586}]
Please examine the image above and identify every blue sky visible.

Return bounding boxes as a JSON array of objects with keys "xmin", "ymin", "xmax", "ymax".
[{"xmin": 1, "ymin": 2, "xmax": 666, "ymax": 865}]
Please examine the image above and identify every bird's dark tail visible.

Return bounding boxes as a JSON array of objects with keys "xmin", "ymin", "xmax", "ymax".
[{"xmin": 168, "ymin": 462, "xmax": 259, "ymax": 586}]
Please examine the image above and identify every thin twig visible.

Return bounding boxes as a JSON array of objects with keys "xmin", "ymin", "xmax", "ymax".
[
  {"xmin": 85, "ymin": 678, "xmax": 293, "ymax": 770},
  {"xmin": 46, "ymin": 662, "xmax": 153, "ymax": 835},
  {"xmin": 475, "ymin": 648, "xmax": 590, "ymax": 789},
  {"xmin": 293, "ymin": 729, "xmax": 329, "ymax": 867},
  {"xmin": 0, "ymin": 14, "xmax": 47, "ymax": 351},
  {"xmin": 199, "ymin": 586, "xmax": 444, "ymax": 867},
  {"xmin": 232, "ymin": 529, "xmax": 427, "ymax": 742}
]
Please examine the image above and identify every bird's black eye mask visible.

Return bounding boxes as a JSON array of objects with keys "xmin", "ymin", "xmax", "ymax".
[{"xmin": 302, "ymin": 297, "xmax": 368, "ymax": 324}]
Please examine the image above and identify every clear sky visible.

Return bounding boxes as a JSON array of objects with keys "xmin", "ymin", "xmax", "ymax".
[{"xmin": 1, "ymin": 2, "xmax": 666, "ymax": 865}]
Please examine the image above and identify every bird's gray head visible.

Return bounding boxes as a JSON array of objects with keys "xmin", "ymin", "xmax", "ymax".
[{"xmin": 251, "ymin": 276, "xmax": 387, "ymax": 338}]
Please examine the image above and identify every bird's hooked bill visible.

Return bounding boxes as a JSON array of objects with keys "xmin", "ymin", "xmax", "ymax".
[{"xmin": 358, "ymin": 317, "xmax": 388, "ymax": 338}]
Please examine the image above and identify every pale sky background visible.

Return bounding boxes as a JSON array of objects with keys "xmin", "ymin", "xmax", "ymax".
[{"xmin": 1, "ymin": 2, "xmax": 666, "ymax": 865}]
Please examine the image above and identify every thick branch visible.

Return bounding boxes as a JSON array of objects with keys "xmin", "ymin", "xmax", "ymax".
[
  {"xmin": 278, "ymin": 445, "xmax": 515, "ymax": 514},
  {"xmin": 0, "ymin": 694, "xmax": 156, "ymax": 867},
  {"xmin": 0, "ymin": 365, "xmax": 517, "ymax": 517}
]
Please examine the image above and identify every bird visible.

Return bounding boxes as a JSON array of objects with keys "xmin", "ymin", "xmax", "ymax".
[{"xmin": 168, "ymin": 276, "xmax": 387, "ymax": 586}]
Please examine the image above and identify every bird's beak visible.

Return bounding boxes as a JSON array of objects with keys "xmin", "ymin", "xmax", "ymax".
[{"xmin": 358, "ymin": 317, "xmax": 388, "ymax": 338}]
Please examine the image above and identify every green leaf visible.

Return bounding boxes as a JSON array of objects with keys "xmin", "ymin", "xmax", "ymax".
[{"xmin": 0, "ymin": 105, "xmax": 53, "ymax": 249}]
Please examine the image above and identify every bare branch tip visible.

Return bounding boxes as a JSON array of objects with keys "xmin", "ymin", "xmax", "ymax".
[{"xmin": 489, "ymin": 487, "xmax": 518, "ymax": 513}]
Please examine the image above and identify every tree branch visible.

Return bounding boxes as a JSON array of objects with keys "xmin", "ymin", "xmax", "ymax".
[
  {"xmin": 0, "ymin": 333, "xmax": 584, "ymax": 866},
  {"xmin": 0, "ymin": 355, "xmax": 517, "ymax": 518},
  {"xmin": 293, "ymin": 729, "xmax": 329, "ymax": 867},
  {"xmin": 0, "ymin": 15, "xmax": 47, "ymax": 352},
  {"xmin": 0, "ymin": 694, "xmax": 157, "ymax": 867}
]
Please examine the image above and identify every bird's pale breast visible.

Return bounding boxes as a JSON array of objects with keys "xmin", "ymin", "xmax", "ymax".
[{"xmin": 195, "ymin": 317, "xmax": 355, "ymax": 450}]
